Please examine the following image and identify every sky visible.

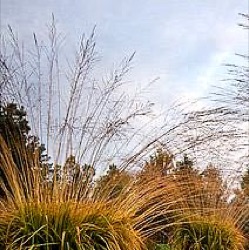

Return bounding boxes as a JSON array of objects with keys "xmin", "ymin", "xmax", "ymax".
[{"xmin": 1, "ymin": 0, "xmax": 248, "ymax": 108}]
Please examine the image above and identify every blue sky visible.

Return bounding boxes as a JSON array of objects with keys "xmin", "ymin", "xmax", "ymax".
[{"xmin": 1, "ymin": 0, "xmax": 248, "ymax": 107}]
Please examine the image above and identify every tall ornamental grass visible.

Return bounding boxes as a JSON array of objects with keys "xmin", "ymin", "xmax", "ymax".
[{"xmin": 0, "ymin": 136, "xmax": 187, "ymax": 249}]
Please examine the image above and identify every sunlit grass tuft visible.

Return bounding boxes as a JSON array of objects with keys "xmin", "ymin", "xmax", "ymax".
[
  {"xmin": 172, "ymin": 213, "xmax": 246, "ymax": 250},
  {"xmin": 0, "ymin": 201, "xmax": 145, "ymax": 249}
]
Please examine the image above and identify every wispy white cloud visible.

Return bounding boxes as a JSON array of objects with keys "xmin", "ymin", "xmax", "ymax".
[{"xmin": 1, "ymin": 0, "xmax": 247, "ymax": 108}]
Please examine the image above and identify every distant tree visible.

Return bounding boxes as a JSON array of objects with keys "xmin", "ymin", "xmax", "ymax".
[
  {"xmin": 43, "ymin": 155, "xmax": 96, "ymax": 199},
  {"xmin": 241, "ymin": 168, "xmax": 249, "ymax": 197},
  {"xmin": 138, "ymin": 149, "xmax": 175, "ymax": 180},
  {"xmin": 0, "ymin": 102, "xmax": 46, "ymax": 197},
  {"xmin": 199, "ymin": 164, "xmax": 226, "ymax": 208},
  {"xmin": 138, "ymin": 151, "xmax": 196, "ymax": 247},
  {"xmin": 62, "ymin": 155, "xmax": 95, "ymax": 185},
  {"xmin": 0, "ymin": 102, "xmax": 30, "ymax": 153},
  {"xmin": 173, "ymin": 154, "xmax": 198, "ymax": 180},
  {"xmin": 176, "ymin": 154, "xmax": 193, "ymax": 170},
  {"xmin": 95, "ymin": 164, "xmax": 132, "ymax": 199}
]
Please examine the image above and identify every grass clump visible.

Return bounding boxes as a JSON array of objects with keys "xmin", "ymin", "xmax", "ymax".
[
  {"xmin": 172, "ymin": 214, "xmax": 245, "ymax": 250},
  {"xmin": 0, "ymin": 201, "xmax": 144, "ymax": 249}
]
